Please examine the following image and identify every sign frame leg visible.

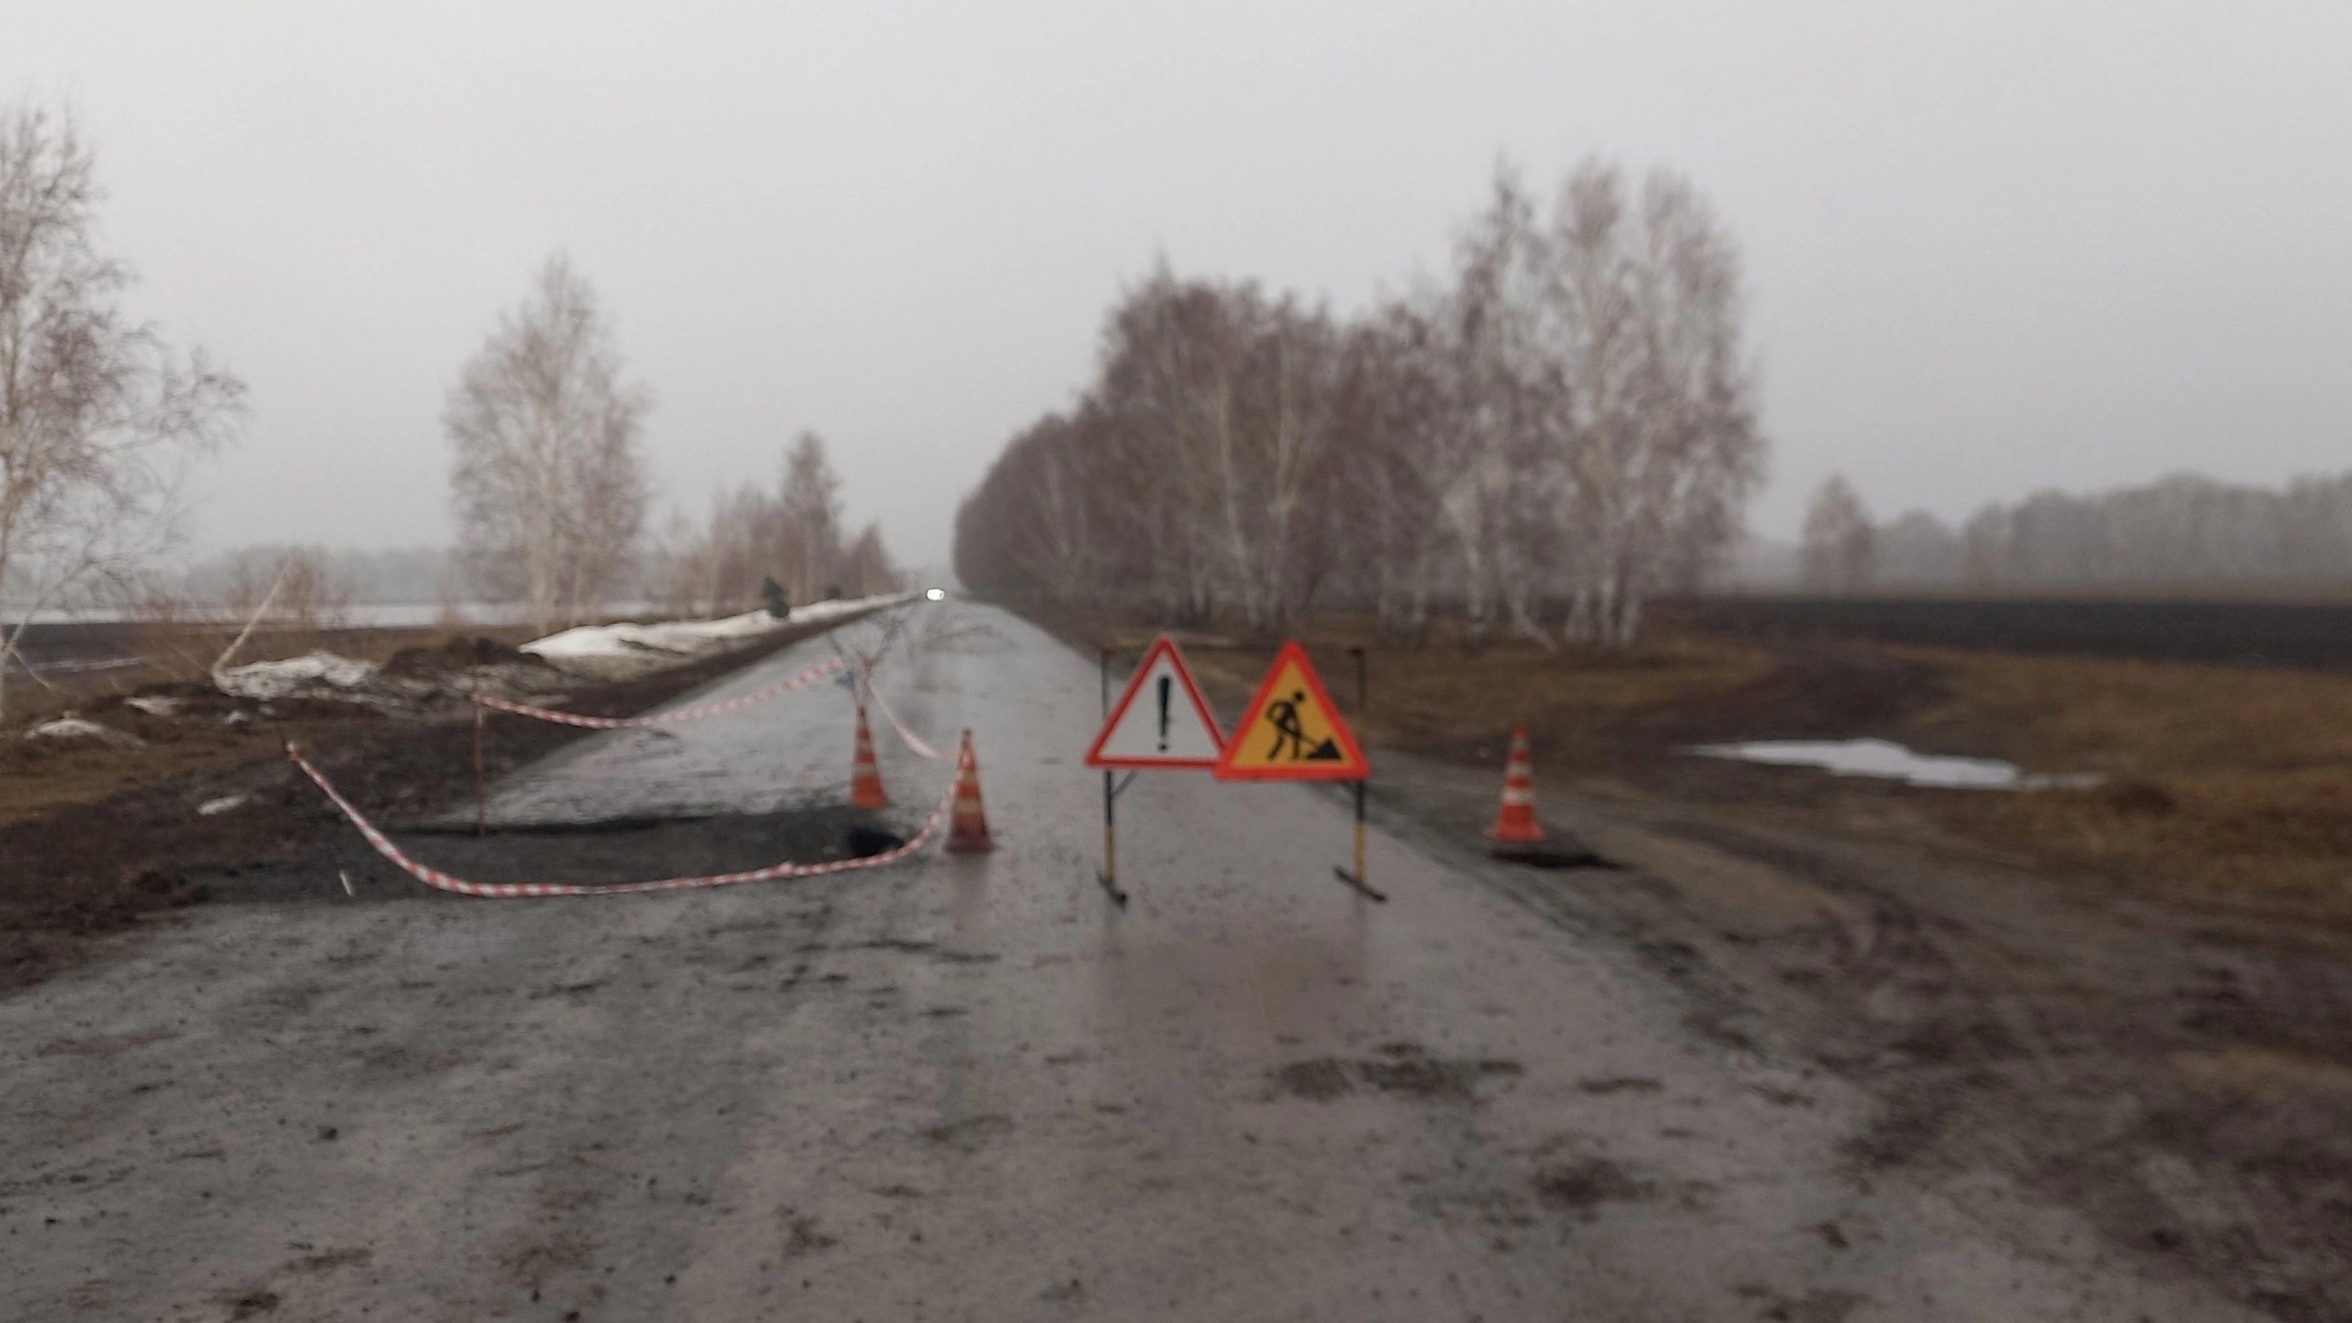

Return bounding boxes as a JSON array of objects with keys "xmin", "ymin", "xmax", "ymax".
[
  {"xmin": 472, "ymin": 699, "xmax": 488, "ymax": 839},
  {"xmin": 1330, "ymin": 645, "xmax": 1387, "ymax": 902},
  {"xmin": 1093, "ymin": 648, "xmax": 1130, "ymax": 906},
  {"xmin": 1332, "ymin": 778, "xmax": 1384, "ymax": 901},
  {"xmin": 1097, "ymin": 768, "xmax": 1128, "ymax": 906}
]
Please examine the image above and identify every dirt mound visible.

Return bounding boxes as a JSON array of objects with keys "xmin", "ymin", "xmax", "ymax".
[{"xmin": 381, "ymin": 635, "xmax": 537, "ymax": 679}]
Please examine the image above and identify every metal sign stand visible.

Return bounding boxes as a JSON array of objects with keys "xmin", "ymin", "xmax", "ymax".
[
  {"xmin": 1330, "ymin": 645, "xmax": 1385, "ymax": 901},
  {"xmin": 1095, "ymin": 649, "xmax": 1131, "ymax": 906}
]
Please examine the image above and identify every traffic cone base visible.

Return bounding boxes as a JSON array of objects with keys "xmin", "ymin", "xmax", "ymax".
[
  {"xmin": 1488, "ymin": 724, "xmax": 1547, "ymax": 852},
  {"xmin": 851, "ymin": 704, "xmax": 890, "ymax": 810},
  {"xmin": 947, "ymin": 728, "xmax": 994, "ymax": 853}
]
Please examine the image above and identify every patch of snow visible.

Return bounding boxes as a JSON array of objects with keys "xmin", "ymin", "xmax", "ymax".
[
  {"xmin": 1686, "ymin": 738, "xmax": 2098, "ymax": 791},
  {"xmin": 519, "ymin": 591, "xmax": 920, "ymax": 669},
  {"xmin": 126, "ymin": 695, "xmax": 182, "ymax": 717},
  {"xmin": 26, "ymin": 715, "xmax": 144, "ymax": 747},
  {"xmin": 197, "ymin": 794, "xmax": 248, "ymax": 816},
  {"xmin": 522, "ymin": 611, "xmax": 773, "ymax": 662},
  {"xmin": 215, "ymin": 652, "xmax": 380, "ymax": 701},
  {"xmin": 28, "ymin": 656, "xmax": 145, "ymax": 677}
]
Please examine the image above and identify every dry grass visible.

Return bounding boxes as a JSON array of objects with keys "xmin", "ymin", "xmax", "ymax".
[
  {"xmin": 0, "ymin": 718, "xmax": 291, "ymax": 830},
  {"xmin": 1911, "ymin": 649, "xmax": 2352, "ymax": 909},
  {"xmin": 0, "ymin": 621, "xmax": 542, "ymax": 831},
  {"xmin": 1916, "ymin": 648, "xmax": 2352, "ymax": 775},
  {"xmin": 1043, "ymin": 610, "xmax": 1773, "ymax": 768}
]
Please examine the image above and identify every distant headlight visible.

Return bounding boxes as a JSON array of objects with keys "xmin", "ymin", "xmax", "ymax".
[{"xmin": 925, "ymin": 588, "xmax": 946, "ymax": 601}]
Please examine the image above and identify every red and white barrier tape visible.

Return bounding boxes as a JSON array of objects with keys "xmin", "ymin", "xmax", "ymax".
[
  {"xmin": 859, "ymin": 663, "xmax": 940, "ymax": 760},
  {"xmin": 287, "ymin": 743, "xmax": 955, "ymax": 898},
  {"xmin": 473, "ymin": 655, "xmax": 848, "ymax": 729},
  {"xmin": 819, "ymin": 622, "xmax": 940, "ymax": 761}
]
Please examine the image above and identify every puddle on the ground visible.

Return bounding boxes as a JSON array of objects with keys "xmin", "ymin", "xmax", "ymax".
[{"xmin": 1685, "ymin": 738, "xmax": 2097, "ymax": 790}]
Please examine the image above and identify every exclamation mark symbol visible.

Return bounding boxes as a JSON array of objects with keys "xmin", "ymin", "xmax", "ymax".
[{"xmin": 1156, "ymin": 676, "xmax": 1172, "ymax": 751}]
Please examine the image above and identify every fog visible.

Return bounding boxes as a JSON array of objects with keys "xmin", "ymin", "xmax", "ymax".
[{"xmin": 6, "ymin": 2, "xmax": 2345, "ymax": 567}]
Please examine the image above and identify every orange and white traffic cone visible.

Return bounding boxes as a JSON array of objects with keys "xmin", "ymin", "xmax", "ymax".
[
  {"xmin": 1488, "ymin": 725, "xmax": 1547, "ymax": 854},
  {"xmin": 850, "ymin": 704, "xmax": 890, "ymax": 810},
  {"xmin": 947, "ymin": 729, "xmax": 994, "ymax": 853}
]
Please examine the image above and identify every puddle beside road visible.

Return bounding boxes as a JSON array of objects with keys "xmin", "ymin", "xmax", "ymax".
[{"xmin": 1686, "ymin": 738, "xmax": 2098, "ymax": 791}]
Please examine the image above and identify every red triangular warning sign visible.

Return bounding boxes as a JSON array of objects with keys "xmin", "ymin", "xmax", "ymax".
[
  {"xmin": 1213, "ymin": 641, "xmax": 1370, "ymax": 782},
  {"xmin": 1085, "ymin": 636, "xmax": 1227, "ymax": 769}
]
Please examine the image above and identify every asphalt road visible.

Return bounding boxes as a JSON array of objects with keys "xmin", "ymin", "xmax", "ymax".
[{"xmin": 0, "ymin": 602, "xmax": 2253, "ymax": 1320}]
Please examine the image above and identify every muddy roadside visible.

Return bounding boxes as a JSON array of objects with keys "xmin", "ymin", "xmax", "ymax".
[
  {"xmin": 1031, "ymin": 605, "xmax": 2352, "ymax": 1322},
  {"xmin": 0, "ymin": 608, "xmax": 892, "ymax": 995}
]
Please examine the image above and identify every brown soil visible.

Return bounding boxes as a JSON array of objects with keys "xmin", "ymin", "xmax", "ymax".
[
  {"xmin": 0, "ymin": 621, "xmax": 549, "ymax": 826},
  {"xmin": 0, "ymin": 614, "xmax": 873, "ymax": 995},
  {"xmin": 4, "ymin": 618, "xmax": 546, "ymax": 728}
]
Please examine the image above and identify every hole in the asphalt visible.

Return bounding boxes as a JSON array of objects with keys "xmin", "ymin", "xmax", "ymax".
[
  {"xmin": 407, "ymin": 813, "xmax": 720, "ymax": 837},
  {"xmin": 846, "ymin": 825, "xmax": 905, "ymax": 858},
  {"xmin": 186, "ymin": 803, "xmax": 909, "ymax": 900},
  {"xmin": 1492, "ymin": 845, "xmax": 1619, "ymax": 870}
]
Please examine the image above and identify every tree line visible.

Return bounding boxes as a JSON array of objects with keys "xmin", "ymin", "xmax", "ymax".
[
  {"xmin": 642, "ymin": 430, "xmax": 900, "ymax": 618},
  {"xmin": 954, "ymin": 159, "xmax": 1767, "ymax": 648},
  {"xmin": 1799, "ymin": 470, "xmax": 2352, "ymax": 593}
]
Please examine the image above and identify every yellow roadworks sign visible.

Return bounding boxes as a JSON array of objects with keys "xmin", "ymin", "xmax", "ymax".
[{"xmin": 1213, "ymin": 641, "xmax": 1370, "ymax": 782}]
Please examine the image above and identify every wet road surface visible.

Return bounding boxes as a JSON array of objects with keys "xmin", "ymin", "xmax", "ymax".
[{"xmin": 0, "ymin": 603, "xmax": 2251, "ymax": 1319}]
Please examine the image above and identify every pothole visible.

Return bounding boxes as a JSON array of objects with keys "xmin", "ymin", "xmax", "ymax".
[{"xmin": 187, "ymin": 803, "xmax": 909, "ymax": 901}]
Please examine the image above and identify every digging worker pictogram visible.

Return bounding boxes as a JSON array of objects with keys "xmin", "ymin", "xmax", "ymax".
[
  {"xmin": 1264, "ymin": 691, "xmax": 1342, "ymax": 763},
  {"xmin": 1215, "ymin": 643, "xmax": 1369, "ymax": 784}
]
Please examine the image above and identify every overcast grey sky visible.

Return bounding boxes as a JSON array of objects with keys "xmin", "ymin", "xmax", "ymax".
[{"xmin": 7, "ymin": 2, "xmax": 2347, "ymax": 567}]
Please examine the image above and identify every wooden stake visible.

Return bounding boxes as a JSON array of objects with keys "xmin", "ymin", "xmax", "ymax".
[{"xmin": 472, "ymin": 699, "xmax": 487, "ymax": 839}]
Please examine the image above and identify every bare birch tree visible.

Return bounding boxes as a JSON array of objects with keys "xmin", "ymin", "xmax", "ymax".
[
  {"xmin": 840, "ymin": 521, "xmax": 901, "ymax": 596},
  {"xmin": 446, "ymin": 256, "xmax": 649, "ymax": 632},
  {"xmin": 1335, "ymin": 304, "xmax": 1456, "ymax": 642},
  {"xmin": 1801, "ymin": 474, "xmax": 1876, "ymax": 592},
  {"xmin": 0, "ymin": 102, "xmax": 243, "ymax": 723},
  {"xmin": 1092, "ymin": 269, "xmax": 1346, "ymax": 633},
  {"xmin": 1543, "ymin": 161, "xmax": 1764, "ymax": 646},
  {"xmin": 776, "ymin": 431, "xmax": 843, "ymax": 602},
  {"xmin": 1445, "ymin": 166, "xmax": 1569, "ymax": 649}
]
